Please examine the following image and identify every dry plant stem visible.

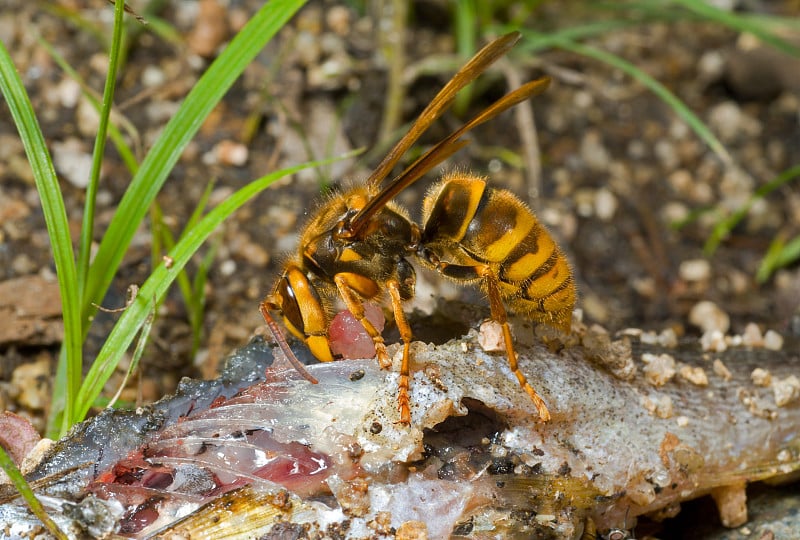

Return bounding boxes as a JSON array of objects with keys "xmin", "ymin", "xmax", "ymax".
[
  {"xmin": 622, "ymin": 194, "xmax": 677, "ymax": 313},
  {"xmin": 376, "ymin": 0, "xmax": 408, "ymax": 143},
  {"xmin": 501, "ymin": 59, "xmax": 543, "ymax": 207}
]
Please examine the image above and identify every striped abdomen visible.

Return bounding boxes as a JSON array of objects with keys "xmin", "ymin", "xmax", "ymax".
[{"xmin": 420, "ymin": 173, "xmax": 575, "ymax": 332}]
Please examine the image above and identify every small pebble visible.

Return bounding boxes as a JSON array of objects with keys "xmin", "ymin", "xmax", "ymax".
[
  {"xmin": 642, "ymin": 353, "xmax": 677, "ymax": 387},
  {"xmin": 679, "ymin": 365, "xmax": 709, "ymax": 387},
  {"xmin": 713, "ymin": 359, "xmax": 732, "ymax": 381},
  {"xmin": 478, "ymin": 320, "xmax": 505, "ymax": 353},
  {"xmin": 56, "ymin": 78, "xmax": 81, "ymax": 108},
  {"xmin": 763, "ymin": 330, "xmax": 784, "ymax": 351},
  {"xmin": 76, "ymin": 97, "xmax": 101, "ymax": 136},
  {"xmin": 689, "ymin": 300, "xmax": 730, "ymax": 334},
  {"xmin": 580, "ymin": 131, "xmax": 611, "ymax": 172},
  {"xmin": 219, "ymin": 259, "xmax": 237, "ymax": 276},
  {"xmin": 52, "ymin": 138, "xmax": 92, "ymax": 188},
  {"xmin": 11, "ymin": 254, "xmax": 37, "ymax": 275},
  {"xmin": 698, "ymin": 50, "xmax": 726, "ymax": 82},
  {"xmin": 772, "ymin": 375, "xmax": 800, "ymax": 407},
  {"xmin": 0, "ymin": 196, "xmax": 30, "ymax": 222},
  {"xmin": 11, "ymin": 357, "xmax": 51, "ymax": 410},
  {"xmin": 141, "ymin": 65, "xmax": 166, "ymax": 87},
  {"xmin": 658, "ymin": 328, "xmax": 679, "ymax": 348},
  {"xmin": 187, "ymin": 0, "xmax": 229, "ymax": 58},
  {"xmin": 214, "ymin": 140, "xmax": 249, "ymax": 167},
  {"xmin": 708, "ymin": 101, "xmax": 761, "ymax": 143},
  {"xmin": 654, "ymin": 139, "xmax": 678, "ymax": 169},
  {"xmin": 326, "ymin": 5, "xmax": 351, "ymax": 36},
  {"xmin": 676, "ymin": 415, "xmax": 690, "ymax": 427},
  {"xmin": 639, "ymin": 331, "xmax": 658, "ymax": 345},
  {"xmin": 238, "ymin": 241, "xmax": 269, "ymax": 266},
  {"xmin": 395, "ymin": 520, "xmax": 428, "ymax": 540},
  {"xmin": 594, "ymin": 188, "xmax": 617, "ymax": 221},
  {"xmin": 751, "ymin": 367, "xmax": 772, "ymax": 387},
  {"xmin": 726, "ymin": 334, "xmax": 743, "ymax": 347},
  {"xmin": 741, "ymin": 323, "xmax": 764, "ymax": 348},
  {"xmin": 700, "ymin": 330, "xmax": 727, "ymax": 352},
  {"xmin": 679, "ymin": 259, "xmax": 711, "ymax": 282},
  {"xmin": 642, "ymin": 394, "xmax": 674, "ymax": 419}
]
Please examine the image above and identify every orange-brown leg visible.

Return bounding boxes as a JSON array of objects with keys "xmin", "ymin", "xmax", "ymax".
[
  {"xmin": 478, "ymin": 266, "xmax": 551, "ymax": 422},
  {"xmin": 387, "ymin": 280, "xmax": 413, "ymax": 424},
  {"xmin": 333, "ymin": 274, "xmax": 389, "ymax": 368},
  {"xmin": 424, "ymin": 252, "xmax": 552, "ymax": 421}
]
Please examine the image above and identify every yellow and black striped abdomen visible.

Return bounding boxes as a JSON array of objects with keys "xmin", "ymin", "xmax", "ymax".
[{"xmin": 421, "ymin": 173, "xmax": 575, "ymax": 332}]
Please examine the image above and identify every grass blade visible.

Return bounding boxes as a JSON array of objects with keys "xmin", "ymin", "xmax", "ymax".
[
  {"xmin": 0, "ymin": 446, "xmax": 68, "ymax": 540},
  {"xmin": 77, "ymin": 0, "xmax": 126, "ymax": 325},
  {"xmin": 0, "ymin": 40, "xmax": 82, "ymax": 434},
  {"xmin": 81, "ymin": 0, "xmax": 305, "ymax": 341},
  {"xmin": 669, "ymin": 0, "xmax": 800, "ymax": 57},
  {"xmin": 74, "ymin": 151, "xmax": 359, "ymax": 421},
  {"xmin": 705, "ymin": 164, "xmax": 800, "ymax": 254}
]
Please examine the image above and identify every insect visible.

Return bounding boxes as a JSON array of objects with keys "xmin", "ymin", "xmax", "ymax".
[{"xmin": 260, "ymin": 31, "xmax": 576, "ymax": 424}]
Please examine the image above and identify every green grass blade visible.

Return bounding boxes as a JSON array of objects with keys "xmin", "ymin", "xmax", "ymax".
[
  {"xmin": 756, "ymin": 234, "xmax": 787, "ymax": 284},
  {"xmin": 81, "ymin": 0, "xmax": 306, "ymax": 336},
  {"xmin": 705, "ymin": 164, "xmax": 800, "ymax": 254},
  {"xmin": 517, "ymin": 21, "xmax": 640, "ymax": 53},
  {"xmin": 0, "ymin": 446, "xmax": 69, "ymax": 540},
  {"xmin": 74, "ymin": 151, "xmax": 358, "ymax": 421},
  {"xmin": 526, "ymin": 31, "xmax": 733, "ymax": 167},
  {"xmin": 78, "ymin": 0, "xmax": 126, "ymax": 306},
  {"xmin": 767, "ymin": 235, "xmax": 800, "ymax": 278},
  {"xmin": 669, "ymin": 0, "xmax": 800, "ymax": 57},
  {"xmin": 0, "ymin": 40, "xmax": 83, "ymax": 434}
]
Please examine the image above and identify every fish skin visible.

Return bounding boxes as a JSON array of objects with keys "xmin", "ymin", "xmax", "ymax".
[{"xmin": 1, "ymin": 330, "xmax": 798, "ymax": 539}]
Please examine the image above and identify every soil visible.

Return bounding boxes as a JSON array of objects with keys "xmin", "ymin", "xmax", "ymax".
[{"xmin": 0, "ymin": 0, "xmax": 798, "ymax": 520}]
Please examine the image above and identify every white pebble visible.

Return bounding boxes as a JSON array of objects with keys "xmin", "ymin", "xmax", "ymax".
[
  {"xmin": 679, "ymin": 365, "xmax": 709, "ymax": 387},
  {"xmin": 751, "ymin": 368, "xmax": 772, "ymax": 387},
  {"xmin": 214, "ymin": 140, "xmax": 249, "ymax": 167},
  {"xmin": 56, "ymin": 78, "xmax": 81, "ymax": 108},
  {"xmin": 51, "ymin": 138, "xmax": 92, "ymax": 188},
  {"xmin": 594, "ymin": 188, "xmax": 618, "ymax": 221},
  {"xmin": 764, "ymin": 330, "xmax": 784, "ymax": 351},
  {"xmin": 580, "ymin": 131, "xmax": 611, "ymax": 172},
  {"xmin": 658, "ymin": 328, "xmax": 679, "ymax": 348},
  {"xmin": 708, "ymin": 101, "xmax": 762, "ymax": 143},
  {"xmin": 741, "ymin": 323, "xmax": 764, "ymax": 348},
  {"xmin": 639, "ymin": 331, "xmax": 659, "ymax": 345},
  {"xmin": 141, "ymin": 65, "xmax": 166, "ymax": 87},
  {"xmin": 689, "ymin": 300, "xmax": 730, "ymax": 334},
  {"xmin": 478, "ymin": 320, "xmax": 505, "ymax": 353},
  {"xmin": 219, "ymin": 259, "xmax": 237, "ymax": 276},
  {"xmin": 679, "ymin": 259, "xmax": 711, "ymax": 282},
  {"xmin": 700, "ymin": 330, "xmax": 728, "ymax": 352},
  {"xmin": 642, "ymin": 353, "xmax": 677, "ymax": 387},
  {"xmin": 773, "ymin": 375, "xmax": 800, "ymax": 407}
]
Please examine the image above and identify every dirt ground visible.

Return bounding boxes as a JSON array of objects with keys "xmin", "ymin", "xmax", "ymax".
[{"xmin": 1, "ymin": 0, "xmax": 799, "ymax": 439}]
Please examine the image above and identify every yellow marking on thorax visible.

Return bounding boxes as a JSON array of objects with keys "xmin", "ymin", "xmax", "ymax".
[{"xmin": 339, "ymin": 248, "xmax": 362, "ymax": 262}]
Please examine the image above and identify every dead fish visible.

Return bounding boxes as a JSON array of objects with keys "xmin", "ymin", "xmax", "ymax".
[{"xmin": 1, "ymin": 321, "xmax": 799, "ymax": 539}]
